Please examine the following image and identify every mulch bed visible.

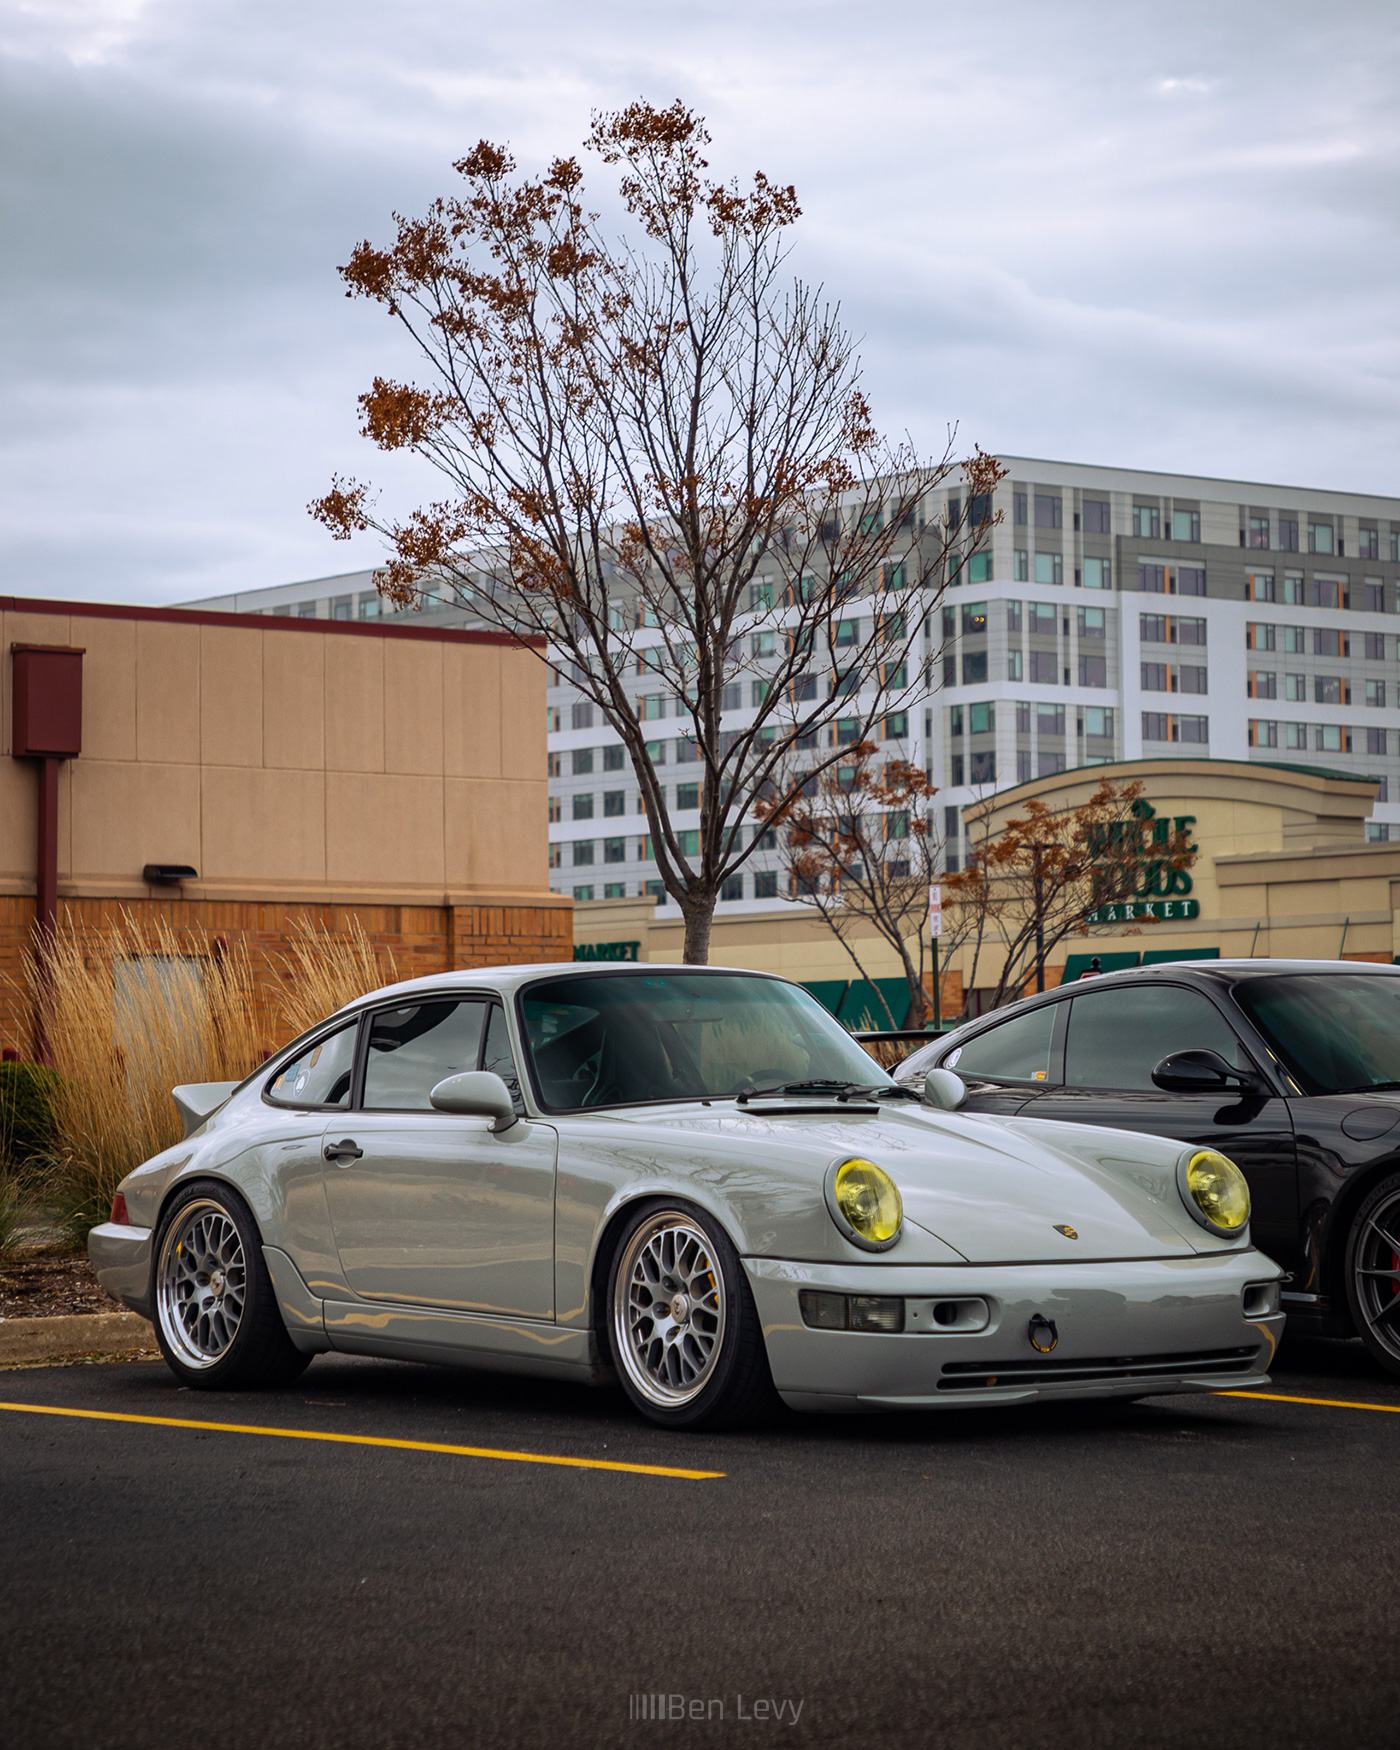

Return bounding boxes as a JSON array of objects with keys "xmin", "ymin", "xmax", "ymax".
[{"xmin": 0, "ymin": 1248, "xmax": 125, "ymax": 1319}]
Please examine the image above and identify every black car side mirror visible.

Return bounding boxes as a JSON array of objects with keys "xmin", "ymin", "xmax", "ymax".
[{"xmin": 1151, "ymin": 1048, "xmax": 1261, "ymax": 1094}]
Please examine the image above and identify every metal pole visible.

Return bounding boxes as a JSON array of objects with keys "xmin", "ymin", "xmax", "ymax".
[
  {"xmin": 932, "ymin": 939, "xmax": 941, "ymax": 1032},
  {"xmin": 1339, "ymin": 916, "xmax": 1350, "ymax": 960},
  {"xmin": 1248, "ymin": 919, "xmax": 1260, "ymax": 959}
]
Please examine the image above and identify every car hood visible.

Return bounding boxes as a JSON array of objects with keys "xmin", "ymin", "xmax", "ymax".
[{"xmin": 596, "ymin": 1102, "xmax": 1232, "ymax": 1264}]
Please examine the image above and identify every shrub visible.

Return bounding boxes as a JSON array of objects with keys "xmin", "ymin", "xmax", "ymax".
[{"xmin": 0, "ymin": 1061, "xmax": 59, "ymax": 1172}]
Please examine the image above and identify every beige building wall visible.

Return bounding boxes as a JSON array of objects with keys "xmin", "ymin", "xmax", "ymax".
[
  {"xmin": 572, "ymin": 758, "xmax": 1400, "ymax": 1011},
  {"xmin": 1, "ymin": 599, "xmax": 555, "ymax": 908}
]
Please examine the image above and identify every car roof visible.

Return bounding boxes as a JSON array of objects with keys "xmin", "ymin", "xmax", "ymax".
[{"xmin": 331, "ymin": 961, "xmax": 791, "ymax": 1016}]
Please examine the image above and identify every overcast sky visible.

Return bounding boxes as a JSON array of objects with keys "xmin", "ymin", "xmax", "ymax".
[{"xmin": 3, "ymin": 0, "xmax": 1399, "ymax": 606}]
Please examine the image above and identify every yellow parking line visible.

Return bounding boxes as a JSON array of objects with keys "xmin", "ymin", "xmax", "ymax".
[
  {"xmin": 0, "ymin": 1401, "xmax": 725, "ymax": 1480},
  {"xmin": 1218, "ymin": 1389, "xmax": 1400, "ymax": 1415}
]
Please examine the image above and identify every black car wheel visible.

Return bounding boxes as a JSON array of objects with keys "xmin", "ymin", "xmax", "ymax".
[
  {"xmin": 1343, "ymin": 1171, "xmax": 1400, "ymax": 1379},
  {"xmin": 606, "ymin": 1199, "xmax": 778, "ymax": 1430},
  {"xmin": 153, "ymin": 1179, "xmax": 311, "ymax": 1390}
]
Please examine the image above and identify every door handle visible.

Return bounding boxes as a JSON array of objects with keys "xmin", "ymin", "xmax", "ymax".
[{"xmin": 323, "ymin": 1139, "xmax": 363, "ymax": 1163}]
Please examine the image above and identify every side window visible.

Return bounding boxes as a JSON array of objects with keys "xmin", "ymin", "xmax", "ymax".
[
  {"xmin": 1064, "ymin": 985, "xmax": 1248, "ymax": 1091},
  {"xmin": 483, "ymin": 1005, "xmax": 526, "ymax": 1114},
  {"xmin": 267, "ymin": 1021, "xmax": 358, "ymax": 1109},
  {"xmin": 943, "ymin": 1003, "xmax": 1059, "ymax": 1084},
  {"xmin": 363, "ymin": 1001, "xmax": 488, "ymax": 1111}
]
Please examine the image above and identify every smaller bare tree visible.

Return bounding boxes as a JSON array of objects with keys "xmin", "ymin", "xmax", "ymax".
[
  {"xmin": 759, "ymin": 742, "xmax": 979, "ymax": 1030},
  {"xmin": 952, "ymin": 779, "xmax": 1196, "ymax": 1012}
]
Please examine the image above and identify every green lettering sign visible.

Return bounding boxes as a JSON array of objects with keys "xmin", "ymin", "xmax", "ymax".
[{"xmin": 573, "ymin": 940, "xmax": 641, "ymax": 962}]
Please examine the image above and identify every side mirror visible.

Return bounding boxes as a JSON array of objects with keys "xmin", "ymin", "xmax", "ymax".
[
  {"xmin": 923, "ymin": 1068, "xmax": 969, "ymax": 1112},
  {"xmin": 429, "ymin": 1071, "xmax": 519, "ymax": 1131},
  {"xmin": 1151, "ymin": 1049, "xmax": 1258, "ymax": 1095}
]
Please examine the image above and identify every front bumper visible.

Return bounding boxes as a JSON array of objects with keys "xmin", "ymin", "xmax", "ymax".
[
  {"xmin": 88, "ymin": 1223, "xmax": 154, "ymax": 1321},
  {"xmin": 744, "ymin": 1251, "xmax": 1284, "ymax": 1413}
]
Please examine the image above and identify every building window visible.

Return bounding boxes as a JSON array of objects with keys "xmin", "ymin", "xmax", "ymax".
[
  {"xmin": 1176, "ymin": 566, "xmax": 1206, "ymax": 597},
  {"xmin": 1312, "ymin": 579, "xmax": 1343, "ymax": 612},
  {"xmin": 949, "ymin": 705, "xmax": 963, "ymax": 736},
  {"xmin": 970, "ymin": 751, "xmax": 996, "ymax": 784},
  {"xmin": 644, "ymin": 739, "xmax": 666, "ymax": 765},
  {"xmin": 885, "ymin": 711, "xmax": 909, "ymax": 738},
  {"xmin": 1249, "ymin": 720, "xmax": 1279, "ymax": 748},
  {"xmin": 1283, "ymin": 722, "xmax": 1307, "ymax": 750},
  {"xmin": 1368, "ymin": 727, "xmax": 1388, "ymax": 755},
  {"xmin": 675, "ymin": 782, "xmax": 699, "ymax": 811},
  {"xmin": 1007, "ymin": 651, "xmax": 1023, "ymax": 681},
  {"xmin": 332, "ymin": 596, "xmax": 354, "ymax": 620},
  {"xmin": 1034, "ymin": 552, "xmax": 1063, "ymax": 586},
  {"xmin": 1248, "ymin": 514, "xmax": 1270, "ymax": 549},
  {"xmin": 1082, "ymin": 499, "xmax": 1111, "ymax": 535},
  {"xmin": 1016, "ymin": 750, "xmax": 1032, "ymax": 782},
  {"xmin": 297, "ymin": 602, "xmax": 318, "ymax": 619},
  {"xmin": 1315, "ymin": 675, "xmax": 1346, "ymax": 705},
  {"xmin": 602, "ymin": 744, "xmax": 625, "ymax": 772},
  {"xmin": 1077, "ymin": 606, "xmax": 1106, "ymax": 638},
  {"xmin": 968, "ymin": 702, "xmax": 994, "ymax": 735},
  {"xmin": 721, "ymin": 874, "xmax": 744, "ymax": 901},
  {"xmin": 548, "ymin": 752, "xmax": 562, "ymax": 778},
  {"xmin": 836, "ymin": 718, "xmax": 861, "ymax": 745},
  {"xmin": 571, "ymin": 701, "xmax": 594, "ymax": 730},
  {"xmin": 1365, "ymin": 632, "xmax": 1387, "ymax": 661},
  {"xmin": 1084, "ymin": 706, "xmax": 1114, "ymax": 738},
  {"xmin": 1037, "ymin": 752, "xmax": 1065, "ymax": 776},
  {"xmin": 1029, "ymin": 651, "xmax": 1058, "ymax": 685},
  {"xmin": 572, "ymin": 841, "xmax": 595, "ymax": 866},
  {"xmin": 644, "ymin": 879, "xmax": 664, "ymax": 898},
  {"xmin": 1367, "ymin": 680, "xmax": 1387, "ymax": 709},
  {"xmin": 1013, "ymin": 491, "xmax": 1027, "ymax": 524},
  {"xmin": 1369, "ymin": 824, "xmax": 1390, "ymax": 842},
  {"xmin": 1315, "ymin": 724, "xmax": 1350, "ymax": 753},
  {"xmin": 1013, "ymin": 549, "xmax": 1029, "ymax": 581},
  {"xmin": 1082, "ymin": 557, "xmax": 1111, "ymax": 589},
  {"xmin": 1138, "ymin": 564, "xmax": 1166, "ymax": 593},
  {"xmin": 602, "ymin": 883, "xmax": 626, "ymax": 898},
  {"xmin": 549, "ymin": 843, "xmax": 563, "ymax": 868},
  {"xmin": 1078, "ymin": 655, "xmax": 1107, "ymax": 687},
  {"xmin": 548, "ymin": 796, "xmax": 562, "ymax": 824},
  {"xmin": 602, "ymin": 837, "xmax": 626, "ymax": 864},
  {"xmin": 1172, "ymin": 509, "xmax": 1201, "ymax": 543},
  {"xmin": 1279, "ymin": 518, "xmax": 1299, "ymax": 552},
  {"xmin": 1245, "ymin": 571, "xmax": 1275, "ymax": 602},
  {"xmin": 950, "ymin": 754, "xmax": 964, "ymax": 785},
  {"xmin": 1034, "ymin": 495, "xmax": 1062, "ymax": 529},
  {"xmin": 572, "ymin": 793, "xmax": 594, "ymax": 821},
  {"xmin": 753, "ymin": 870, "xmax": 778, "ymax": 899},
  {"xmin": 1360, "ymin": 528, "xmax": 1380, "ymax": 560},
  {"xmin": 1284, "ymin": 674, "xmax": 1306, "ymax": 702},
  {"xmin": 968, "ymin": 552, "xmax": 993, "ymax": 584},
  {"xmin": 1132, "ymin": 505, "xmax": 1161, "ymax": 539},
  {"xmin": 1248, "ymin": 671, "xmax": 1277, "ymax": 700},
  {"xmin": 1245, "ymin": 622, "xmax": 1276, "ymax": 652},
  {"xmin": 572, "ymin": 885, "xmax": 595, "ymax": 901},
  {"xmin": 641, "ymin": 694, "xmax": 666, "ymax": 720},
  {"xmin": 571, "ymin": 747, "xmax": 594, "ymax": 776},
  {"xmin": 675, "ymin": 737, "xmax": 699, "ymax": 764},
  {"xmin": 1362, "ymin": 581, "xmax": 1385, "ymax": 614},
  {"xmin": 1037, "ymin": 703, "xmax": 1065, "ymax": 737},
  {"xmin": 1309, "ymin": 521, "xmax": 1336, "ymax": 555},
  {"xmin": 1029, "ymin": 602, "xmax": 1057, "ymax": 636},
  {"xmin": 1141, "ymin": 663, "xmax": 1169, "ymax": 692},
  {"xmin": 1181, "ymin": 666, "xmax": 1209, "ymax": 695},
  {"xmin": 603, "ymin": 790, "xmax": 626, "ymax": 817},
  {"xmin": 962, "ymin": 652, "xmax": 988, "ymax": 685},
  {"xmin": 1177, "ymin": 616, "xmax": 1207, "ymax": 646},
  {"xmin": 1179, "ymin": 715, "xmax": 1208, "ymax": 743}
]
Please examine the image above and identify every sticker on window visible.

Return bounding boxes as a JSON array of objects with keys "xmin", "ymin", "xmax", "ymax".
[{"xmin": 946, "ymin": 1047, "xmax": 962, "ymax": 1068}]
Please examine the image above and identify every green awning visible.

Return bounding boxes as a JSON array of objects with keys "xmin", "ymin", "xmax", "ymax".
[
  {"xmin": 1061, "ymin": 951, "xmax": 1141, "ymax": 983},
  {"xmin": 800, "ymin": 980, "xmax": 850, "ymax": 1016},
  {"xmin": 839, "ymin": 978, "xmax": 913, "ymax": 1030},
  {"xmin": 1141, "ymin": 948, "xmax": 1220, "ymax": 966}
]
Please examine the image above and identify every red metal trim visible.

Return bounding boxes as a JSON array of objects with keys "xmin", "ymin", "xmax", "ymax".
[{"xmin": 0, "ymin": 595, "xmax": 545, "ymax": 650}]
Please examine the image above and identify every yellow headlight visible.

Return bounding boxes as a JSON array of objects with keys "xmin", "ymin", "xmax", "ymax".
[
  {"xmin": 1184, "ymin": 1149, "xmax": 1251, "ymax": 1232},
  {"xmin": 833, "ymin": 1158, "xmax": 903, "ymax": 1245}
]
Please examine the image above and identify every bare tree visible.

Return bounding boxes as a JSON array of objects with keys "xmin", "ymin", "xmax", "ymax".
[
  {"xmin": 313, "ymin": 100, "xmax": 1002, "ymax": 961},
  {"xmin": 951, "ymin": 780, "xmax": 1196, "ymax": 1011},
  {"xmin": 759, "ymin": 742, "xmax": 979, "ymax": 1029}
]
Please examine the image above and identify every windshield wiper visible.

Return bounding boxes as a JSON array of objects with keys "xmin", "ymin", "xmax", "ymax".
[
  {"xmin": 1334, "ymin": 1080, "xmax": 1400, "ymax": 1095},
  {"xmin": 734, "ymin": 1079, "xmax": 910, "ymax": 1105}
]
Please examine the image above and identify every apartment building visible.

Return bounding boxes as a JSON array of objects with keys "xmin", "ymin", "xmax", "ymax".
[{"xmin": 186, "ymin": 458, "xmax": 1400, "ymax": 914}]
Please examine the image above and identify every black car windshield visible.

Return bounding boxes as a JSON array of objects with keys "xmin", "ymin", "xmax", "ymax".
[
  {"xmin": 1234, "ymin": 973, "xmax": 1400, "ymax": 1096},
  {"xmin": 520, "ymin": 972, "xmax": 894, "ymax": 1110}
]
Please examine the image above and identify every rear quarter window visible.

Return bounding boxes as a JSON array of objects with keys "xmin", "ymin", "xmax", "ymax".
[{"xmin": 943, "ymin": 1003, "xmax": 1059, "ymax": 1084}]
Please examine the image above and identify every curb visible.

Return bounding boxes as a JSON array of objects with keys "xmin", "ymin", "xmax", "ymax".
[{"xmin": 0, "ymin": 1311, "xmax": 156, "ymax": 1365}]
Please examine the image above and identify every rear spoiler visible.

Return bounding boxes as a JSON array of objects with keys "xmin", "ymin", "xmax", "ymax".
[{"xmin": 172, "ymin": 1082, "xmax": 240, "ymax": 1140}]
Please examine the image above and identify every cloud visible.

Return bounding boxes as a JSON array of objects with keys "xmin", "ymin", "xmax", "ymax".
[{"xmin": 2, "ymin": 0, "xmax": 1400, "ymax": 602}]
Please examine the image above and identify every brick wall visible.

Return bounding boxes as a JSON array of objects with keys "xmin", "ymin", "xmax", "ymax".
[{"xmin": 0, "ymin": 895, "xmax": 571, "ymax": 1060}]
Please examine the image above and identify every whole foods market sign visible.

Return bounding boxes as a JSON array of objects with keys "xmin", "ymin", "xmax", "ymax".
[
  {"xmin": 573, "ymin": 940, "xmax": 640, "ymax": 962},
  {"xmin": 1085, "ymin": 800, "xmax": 1199, "ymax": 925}
]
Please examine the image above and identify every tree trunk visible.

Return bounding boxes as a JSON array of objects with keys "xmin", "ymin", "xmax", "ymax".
[{"xmin": 680, "ymin": 897, "xmax": 715, "ymax": 965}]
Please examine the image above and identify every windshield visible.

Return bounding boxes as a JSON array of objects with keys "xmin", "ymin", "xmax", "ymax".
[
  {"xmin": 1233, "ymin": 973, "xmax": 1400, "ymax": 1095},
  {"xmin": 520, "ymin": 972, "xmax": 894, "ymax": 1110}
]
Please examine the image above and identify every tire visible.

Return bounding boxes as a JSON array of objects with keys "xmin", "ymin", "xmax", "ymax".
[
  {"xmin": 152, "ymin": 1179, "xmax": 310, "ymax": 1391},
  {"xmin": 606, "ymin": 1199, "xmax": 777, "ymax": 1431},
  {"xmin": 1343, "ymin": 1170, "xmax": 1400, "ymax": 1380}
]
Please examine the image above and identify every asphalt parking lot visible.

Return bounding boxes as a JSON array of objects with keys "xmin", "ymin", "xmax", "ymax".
[{"xmin": 2, "ymin": 1338, "xmax": 1398, "ymax": 1750}]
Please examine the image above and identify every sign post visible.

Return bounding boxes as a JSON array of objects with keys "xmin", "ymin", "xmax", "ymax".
[{"xmin": 928, "ymin": 885, "xmax": 942, "ymax": 1032}]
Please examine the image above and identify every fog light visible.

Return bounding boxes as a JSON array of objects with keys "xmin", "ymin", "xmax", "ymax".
[
  {"xmin": 849, "ymin": 1296, "xmax": 905, "ymax": 1333},
  {"xmin": 799, "ymin": 1291, "xmax": 848, "ymax": 1330}
]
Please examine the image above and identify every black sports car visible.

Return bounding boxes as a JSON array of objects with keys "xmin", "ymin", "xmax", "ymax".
[{"xmin": 895, "ymin": 959, "xmax": 1400, "ymax": 1377}]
